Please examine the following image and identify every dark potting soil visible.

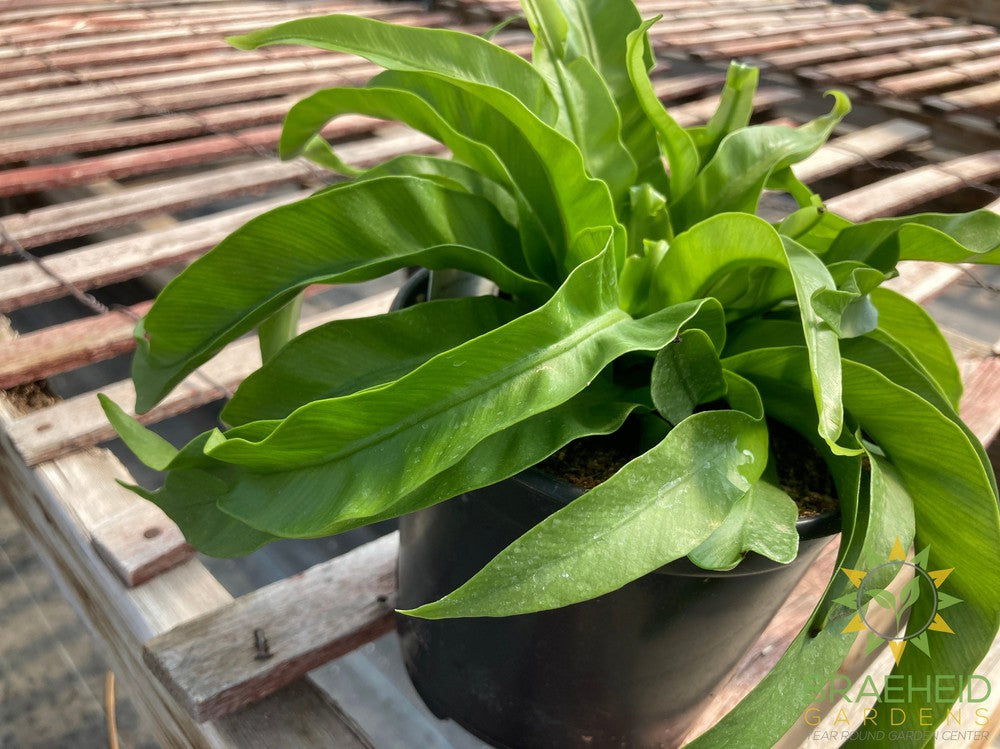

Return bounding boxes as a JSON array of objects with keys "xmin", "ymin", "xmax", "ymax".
[{"xmin": 541, "ymin": 416, "xmax": 839, "ymax": 517}]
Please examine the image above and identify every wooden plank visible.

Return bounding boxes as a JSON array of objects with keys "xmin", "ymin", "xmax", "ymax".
[
  {"xmin": 793, "ymin": 119, "xmax": 930, "ymax": 184},
  {"xmin": 0, "ymin": 301, "xmax": 152, "ymax": 390},
  {"xmin": 0, "ymin": 116, "xmax": 389, "ymax": 198},
  {"xmin": 6, "ymin": 291, "xmax": 395, "ymax": 466},
  {"xmin": 959, "ymin": 355, "xmax": 1000, "ymax": 450},
  {"xmin": 666, "ymin": 10, "xmax": 891, "ymax": 51},
  {"xmin": 868, "ymin": 54, "xmax": 1000, "ymax": 97},
  {"xmin": 144, "ymin": 532, "xmax": 399, "ymax": 722},
  {"xmin": 825, "ymin": 151, "xmax": 1000, "ymax": 221},
  {"xmin": 0, "ymin": 323, "xmax": 372, "ymax": 748},
  {"xmin": 0, "ymin": 98, "xmax": 296, "ymax": 165},
  {"xmin": 0, "ymin": 46, "xmax": 327, "ymax": 95},
  {"xmin": 1, "ymin": 8, "xmax": 445, "ymax": 59},
  {"xmin": 759, "ymin": 26, "xmax": 995, "ymax": 71},
  {"xmin": 0, "ymin": 53, "xmax": 374, "ymax": 114},
  {"xmin": 924, "ymin": 79, "xmax": 1000, "ymax": 114},
  {"xmin": 0, "ymin": 196, "xmax": 296, "ymax": 311},
  {"xmin": 692, "ymin": 18, "xmax": 940, "ymax": 61},
  {"xmin": 92, "ymin": 501, "xmax": 195, "ymax": 588},
  {"xmin": 882, "ymin": 261, "xmax": 967, "ymax": 305},
  {"xmin": 798, "ymin": 37, "xmax": 1000, "ymax": 85},
  {"xmin": 0, "ymin": 130, "xmax": 436, "ymax": 254}
]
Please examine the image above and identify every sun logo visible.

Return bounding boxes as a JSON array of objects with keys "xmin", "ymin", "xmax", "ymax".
[{"xmin": 835, "ymin": 537, "xmax": 961, "ymax": 665}]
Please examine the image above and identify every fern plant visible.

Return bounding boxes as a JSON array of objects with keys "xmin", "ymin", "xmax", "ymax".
[{"xmin": 102, "ymin": 1, "xmax": 1000, "ymax": 744}]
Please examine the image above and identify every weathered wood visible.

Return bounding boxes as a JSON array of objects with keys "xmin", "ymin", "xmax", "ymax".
[
  {"xmin": 869, "ymin": 54, "xmax": 1000, "ymax": 97},
  {"xmin": 760, "ymin": 26, "xmax": 995, "ymax": 70},
  {"xmin": 924, "ymin": 79, "xmax": 1000, "ymax": 114},
  {"xmin": 0, "ymin": 50, "xmax": 376, "ymax": 114},
  {"xmin": 92, "ymin": 501, "xmax": 195, "ymax": 588},
  {"xmin": 0, "ymin": 325, "xmax": 372, "ymax": 747},
  {"xmin": 960, "ymin": 355, "xmax": 1000, "ymax": 454},
  {"xmin": 882, "ymin": 261, "xmax": 967, "ymax": 306},
  {"xmin": 825, "ymin": 151, "xmax": 1000, "ymax": 221},
  {"xmin": 144, "ymin": 532, "xmax": 399, "ymax": 722},
  {"xmin": 6, "ymin": 291, "xmax": 396, "ymax": 466},
  {"xmin": 793, "ymin": 119, "xmax": 930, "ymax": 184},
  {"xmin": 0, "ymin": 130, "xmax": 435, "ymax": 253},
  {"xmin": 799, "ymin": 37, "xmax": 1000, "ymax": 85},
  {"xmin": 0, "ymin": 116, "xmax": 387, "ymax": 198},
  {"xmin": 0, "ymin": 196, "xmax": 296, "ymax": 311},
  {"xmin": 0, "ymin": 301, "xmax": 152, "ymax": 390},
  {"xmin": 692, "ymin": 18, "xmax": 939, "ymax": 60}
]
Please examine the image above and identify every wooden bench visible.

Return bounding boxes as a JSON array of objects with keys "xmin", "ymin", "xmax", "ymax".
[{"xmin": 1, "ymin": 0, "xmax": 998, "ymax": 746}]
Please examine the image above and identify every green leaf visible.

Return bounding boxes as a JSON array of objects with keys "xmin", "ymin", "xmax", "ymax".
[
  {"xmin": 132, "ymin": 176, "xmax": 545, "ymax": 411},
  {"xmin": 221, "ymin": 296, "xmax": 520, "ymax": 426},
  {"xmin": 96, "ymin": 401, "xmax": 278, "ymax": 556},
  {"xmin": 722, "ymin": 346, "xmax": 998, "ymax": 746},
  {"xmin": 98, "ymin": 394, "xmax": 178, "ymax": 471},
  {"xmin": 368, "ymin": 69, "xmax": 625, "ymax": 275},
  {"xmin": 688, "ymin": 478, "xmax": 799, "ymax": 571},
  {"xmin": 869, "ymin": 287, "xmax": 962, "ymax": 408},
  {"xmin": 402, "ymin": 407, "xmax": 769, "ymax": 618},
  {"xmin": 521, "ymin": 0, "xmax": 568, "ymax": 58},
  {"xmin": 838, "ymin": 362, "xmax": 1000, "ymax": 747},
  {"xmin": 694, "ymin": 62, "xmax": 759, "ymax": 164},
  {"xmin": 650, "ymin": 329, "xmax": 726, "ymax": 425},
  {"xmin": 227, "ymin": 14, "xmax": 559, "ymax": 124},
  {"xmin": 543, "ymin": 55, "xmax": 637, "ymax": 206},
  {"xmin": 203, "ymin": 249, "xmax": 724, "ymax": 537},
  {"xmin": 810, "ymin": 266, "xmax": 883, "ymax": 339},
  {"xmin": 839, "ymin": 335, "xmax": 996, "ymax": 495},
  {"xmin": 535, "ymin": 0, "xmax": 665, "ymax": 189},
  {"xmin": 653, "ymin": 213, "xmax": 852, "ymax": 454},
  {"xmin": 340, "ymin": 153, "xmax": 520, "ymax": 227},
  {"xmin": 671, "ymin": 90, "xmax": 850, "ymax": 230},
  {"xmin": 353, "ymin": 376, "xmax": 645, "ymax": 530},
  {"xmin": 689, "ymin": 351, "xmax": 915, "ymax": 748},
  {"xmin": 824, "ymin": 210, "xmax": 1000, "ymax": 269},
  {"xmin": 626, "ymin": 19, "xmax": 699, "ymax": 201}
]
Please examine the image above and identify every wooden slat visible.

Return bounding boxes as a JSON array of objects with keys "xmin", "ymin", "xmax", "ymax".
[
  {"xmin": 924, "ymin": 79, "xmax": 1000, "ymax": 114},
  {"xmin": 0, "ymin": 7, "xmax": 440, "ymax": 59},
  {"xmin": 0, "ymin": 130, "xmax": 436, "ymax": 254},
  {"xmin": 0, "ymin": 116, "xmax": 386, "ymax": 198},
  {"xmin": 0, "ymin": 301, "xmax": 152, "ymax": 390},
  {"xmin": 5, "ymin": 291, "xmax": 395, "ymax": 466},
  {"xmin": 799, "ymin": 37, "xmax": 1000, "ymax": 85},
  {"xmin": 0, "ymin": 52, "xmax": 375, "ymax": 114},
  {"xmin": 144, "ymin": 532, "xmax": 399, "ymax": 722},
  {"xmin": 867, "ymin": 54, "xmax": 1000, "ymax": 97},
  {"xmin": 0, "ymin": 417, "xmax": 372, "ymax": 748},
  {"xmin": 0, "ymin": 199, "xmax": 289, "ymax": 313},
  {"xmin": 691, "ymin": 18, "xmax": 940, "ymax": 60},
  {"xmin": 882, "ymin": 261, "xmax": 967, "ymax": 305},
  {"xmin": 759, "ymin": 26, "xmax": 995, "ymax": 71},
  {"xmin": 825, "ymin": 151, "xmax": 1000, "ymax": 221},
  {"xmin": 959, "ymin": 355, "xmax": 1000, "ymax": 450},
  {"xmin": 0, "ymin": 98, "xmax": 296, "ymax": 165},
  {"xmin": 92, "ymin": 501, "xmax": 195, "ymax": 588},
  {"xmin": 793, "ymin": 119, "xmax": 930, "ymax": 183}
]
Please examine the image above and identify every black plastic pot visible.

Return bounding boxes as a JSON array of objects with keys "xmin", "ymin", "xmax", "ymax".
[{"xmin": 392, "ymin": 271, "xmax": 841, "ymax": 748}]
